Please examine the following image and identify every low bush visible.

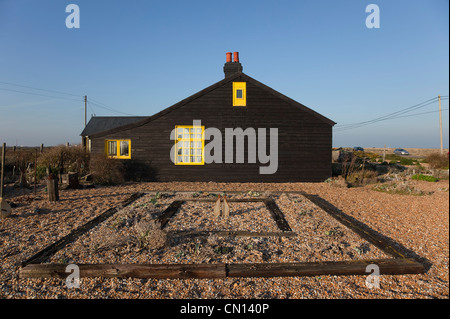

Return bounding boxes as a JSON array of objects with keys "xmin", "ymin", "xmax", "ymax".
[
  {"xmin": 411, "ymin": 174, "xmax": 438, "ymax": 182},
  {"xmin": 89, "ymin": 153, "xmax": 125, "ymax": 185},
  {"xmin": 425, "ymin": 153, "xmax": 449, "ymax": 169},
  {"xmin": 384, "ymin": 154, "xmax": 417, "ymax": 166},
  {"xmin": 346, "ymin": 170, "xmax": 378, "ymax": 187},
  {"xmin": 372, "ymin": 182, "xmax": 432, "ymax": 196}
]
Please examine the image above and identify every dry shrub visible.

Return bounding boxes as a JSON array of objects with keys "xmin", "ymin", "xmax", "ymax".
[
  {"xmin": 89, "ymin": 153, "xmax": 125, "ymax": 185},
  {"xmin": 425, "ymin": 152, "xmax": 449, "ymax": 169},
  {"xmin": 346, "ymin": 170, "xmax": 378, "ymax": 187},
  {"xmin": 8, "ymin": 149, "xmax": 34, "ymax": 187},
  {"xmin": 133, "ymin": 220, "xmax": 166, "ymax": 250},
  {"xmin": 38, "ymin": 145, "xmax": 89, "ymax": 177}
]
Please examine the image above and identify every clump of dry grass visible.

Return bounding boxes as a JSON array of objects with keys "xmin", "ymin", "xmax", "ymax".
[
  {"xmin": 133, "ymin": 220, "xmax": 167, "ymax": 250},
  {"xmin": 89, "ymin": 228, "xmax": 132, "ymax": 253}
]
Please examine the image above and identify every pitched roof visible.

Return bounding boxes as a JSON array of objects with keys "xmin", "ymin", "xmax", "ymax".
[
  {"xmin": 80, "ymin": 116, "xmax": 149, "ymax": 136},
  {"xmin": 86, "ymin": 72, "xmax": 335, "ymax": 138}
]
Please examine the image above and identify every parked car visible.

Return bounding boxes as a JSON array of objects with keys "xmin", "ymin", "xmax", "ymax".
[
  {"xmin": 353, "ymin": 146, "xmax": 364, "ymax": 152},
  {"xmin": 394, "ymin": 148, "xmax": 409, "ymax": 155}
]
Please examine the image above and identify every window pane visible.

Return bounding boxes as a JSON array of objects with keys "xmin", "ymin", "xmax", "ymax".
[
  {"xmin": 120, "ymin": 141, "xmax": 129, "ymax": 156},
  {"xmin": 236, "ymin": 89, "xmax": 243, "ymax": 99},
  {"xmin": 108, "ymin": 141, "xmax": 117, "ymax": 156}
]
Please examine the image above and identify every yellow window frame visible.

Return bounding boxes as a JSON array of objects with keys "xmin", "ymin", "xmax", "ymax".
[
  {"xmin": 233, "ymin": 82, "xmax": 246, "ymax": 106},
  {"xmin": 174, "ymin": 125, "xmax": 204, "ymax": 165},
  {"xmin": 105, "ymin": 139, "xmax": 131, "ymax": 159}
]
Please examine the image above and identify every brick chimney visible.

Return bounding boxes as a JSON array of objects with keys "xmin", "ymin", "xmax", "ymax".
[{"xmin": 223, "ymin": 52, "xmax": 243, "ymax": 77}]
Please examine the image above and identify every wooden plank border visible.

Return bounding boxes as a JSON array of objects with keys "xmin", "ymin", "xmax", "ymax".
[
  {"xmin": 299, "ymin": 193, "xmax": 408, "ymax": 259},
  {"xmin": 157, "ymin": 200, "xmax": 184, "ymax": 229},
  {"xmin": 19, "ymin": 258, "xmax": 424, "ymax": 279},
  {"xmin": 21, "ymin": 192, "xmax": 145, "ymax": 267},
  {"xmin": 18, "ymin": 190, "xmax": 426, "ymax": 280},
  {"xmin": 227, "ymin": 258, "xmax": 424, "ymax": 278},
  {"xmin": 167, "ymin": 230, "xmax": 297, "ymax": 238},
  {"xmin": 263, "ymin": 198, "xmax": 292, "ymax": 232},
  {"xmin": 20, "ymin": 263, "xmax": 226, "ymax": 279}
]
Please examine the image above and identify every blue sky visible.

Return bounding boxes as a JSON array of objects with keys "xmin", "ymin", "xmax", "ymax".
[{"xmin": 0, "ymin": 0, "xmax": 448, "ymax": 148}]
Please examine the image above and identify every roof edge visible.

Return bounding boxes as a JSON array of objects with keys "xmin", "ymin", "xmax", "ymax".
[
  {"xmin": 87, "ymin": 71, "xmax": 335, "ymax": 138},
  {"xmin": 87, "ymin": 72, "xmax": 244, "ymax": 138}
]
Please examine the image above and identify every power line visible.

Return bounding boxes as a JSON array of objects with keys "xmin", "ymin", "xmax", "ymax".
[
  {"xmin": 335, "ymin": 96, "xmax": 448, "ymax": 132},
  {"xmin": 0, "ymin": 80, "xmax": 137, "ymax": 116},
  {"xmin": 0, "ymin": 86, "xmax": 83, "ymax": 103},
  {"xmin": 88, "ymin": 98, "xmax": 137, "ymax": 116},
  {"xmin": 0, "ymin": 80, "xmax": 82, "ymax": 97}
]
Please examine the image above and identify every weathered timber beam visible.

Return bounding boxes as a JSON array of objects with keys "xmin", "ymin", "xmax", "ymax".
[
  {"xmin": 214, "ymin": 231, "xmax": 297, "ymax": 238},
  {"xmin": 263, "ymin": 199, "xmax": 292, "ymax": 232},
  {"xmin": 19, "ymin": 263, "xmax": 226, "ymax": 279},
  {"xmin": 227, "ymin": 258, "xmax": 425, "ymax": 278},
  {"xmin": 183, "ymin": 198, "xmax": 270, "ymax": 202},
  {"xmin": 20, "ymin": 258, "xmax": 424, "ymax": 280},
  {"xmin": 157, "ymin": 200, "xmax": 184, "ymax": 229},
  {"xmin": 167, "ymin": 230, "xmax": 297, "ymax": 238}
]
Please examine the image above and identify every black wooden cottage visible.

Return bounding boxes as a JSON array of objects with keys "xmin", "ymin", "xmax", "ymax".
[{"xmin": 81, "ymin": 52, "xmax": 335, "ymax": 182}]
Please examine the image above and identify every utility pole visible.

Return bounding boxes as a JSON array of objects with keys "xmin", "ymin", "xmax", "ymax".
[
  {"xmin": 84, "ymin": 95, "xmax": 87, "ymax": 128},
  {"xmin": 438, "ymin": 95, "xmax": 443, "ymax": 155}
]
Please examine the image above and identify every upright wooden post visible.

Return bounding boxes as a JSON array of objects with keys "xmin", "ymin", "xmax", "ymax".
[
  {"xmin": 34, "ymin": 149, "xmax": 37, "ymax": 196},
  {"xmin": 47, "ymin": 173, "xmax": 59, "ymax": 202},
  {"xmin": 1, "ymin": 143, "xmax": 12, "ymax": 218},
  {"xmin": 1, "ymin": 143, "xmax": 5, "ymax": 199},
  {"xmin": 438, "ymin": 95, "xmax": 443, "ymax": 155}
]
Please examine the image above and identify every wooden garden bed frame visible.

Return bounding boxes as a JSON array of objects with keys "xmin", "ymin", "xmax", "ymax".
[{"xmin": 19, "ymin": 191, "xmax": 425, "ymax": 279}]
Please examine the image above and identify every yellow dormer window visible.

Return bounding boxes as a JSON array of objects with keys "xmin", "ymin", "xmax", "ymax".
[{"xmin": 233, "ymin": 82, "xmax": 246, "ymax": 106}]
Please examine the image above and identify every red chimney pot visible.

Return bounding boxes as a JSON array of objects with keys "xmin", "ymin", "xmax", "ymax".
[
  {"xmin": 233, "ymin": 52, "xmax": 239, "ymax": 63},
  {"xmin": 226, "ymin": 52, "xmax": 232, "ymax": 63}
]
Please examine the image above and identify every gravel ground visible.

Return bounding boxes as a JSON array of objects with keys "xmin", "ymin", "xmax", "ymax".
[{"xmin": 0, "ymin": 180, "xmax": 448, "ymax": 299}]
